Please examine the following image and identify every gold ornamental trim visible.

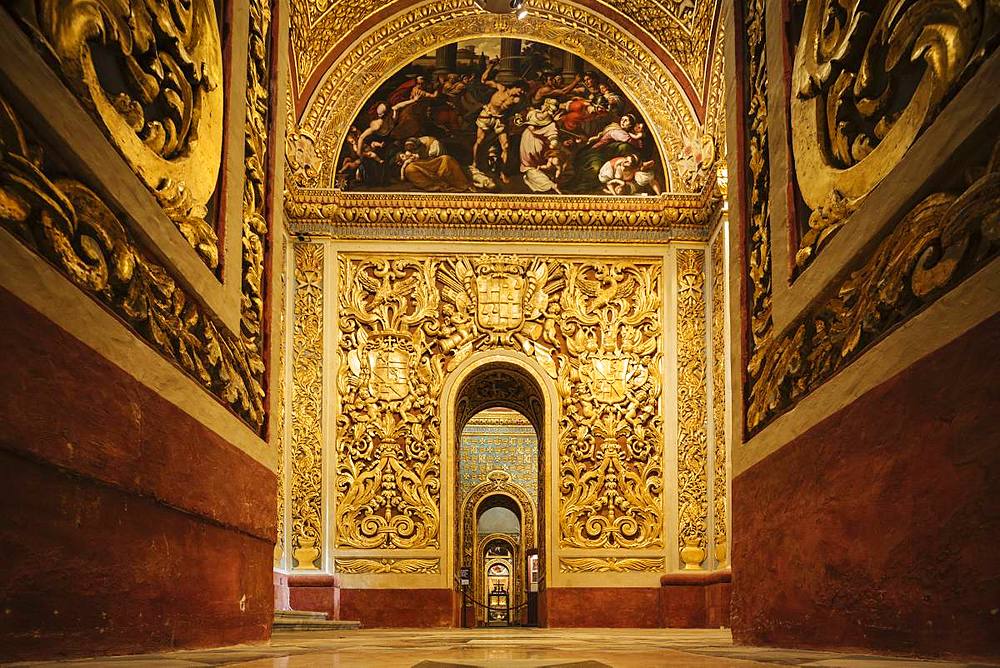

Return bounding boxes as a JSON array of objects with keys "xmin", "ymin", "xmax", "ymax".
[
  {"xmin": 335, "ymin": 557, "xmax": 441, "ymax": 574},
  {"xmin": 559, "ymin": 557, "xmax": 665, "ymax": 573},
  {"xmin": 746, "ymin": 141, "xmax": 1000, "ymax": 433},
  {"xmin": 0, "ymin": 96, "xmax": 265, "ymax": 430},
  {"xmin": 291, "ymin": 243, "xmax": 324, "ymax": 568},
  {"xmin": 676, "ymin": 248, "xmax": 708, "ymax": 569},
  {"xmin": 709, "ymin": 232, "xmax": 727, "ymax": 563}
]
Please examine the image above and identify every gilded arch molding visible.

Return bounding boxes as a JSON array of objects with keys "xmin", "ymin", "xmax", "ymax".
[{"xmin": 293, "ymin": 0, "xmax": 702, "ymax": 192}]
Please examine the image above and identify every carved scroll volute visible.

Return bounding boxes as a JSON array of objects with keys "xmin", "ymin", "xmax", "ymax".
[
  {"xmin": 791, "ymin": 0, "xmax": 990, "ymax": 235},
  {"xmin": 32, "ymin": 0, "xmax": 225, "ymax": 266}
]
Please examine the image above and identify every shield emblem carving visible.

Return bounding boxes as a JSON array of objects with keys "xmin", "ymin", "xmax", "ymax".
[
  {"xmin": 590, "ymin": 354, "xmax": 630, "ymax": 404},
  {"xmin": 475, "ymin": 275, "xmax": 525, "ymax": 332},
  {"xmin": 370, "ymin": 346, "xmax": 410, "ymax": 401}
]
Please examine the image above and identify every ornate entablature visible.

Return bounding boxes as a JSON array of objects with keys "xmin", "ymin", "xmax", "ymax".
[{"xmin": 336, "ymin": 252, "xmax": 664, "ymax": 552}]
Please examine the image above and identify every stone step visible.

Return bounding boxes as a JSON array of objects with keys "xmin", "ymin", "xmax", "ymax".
[
  {"xmin": 274, "ymin": 609, "xmax": 329, "ymax": 622},
  {"xmin": 272, "ymin": 619, "xmax": 362, "ymax": 631}
]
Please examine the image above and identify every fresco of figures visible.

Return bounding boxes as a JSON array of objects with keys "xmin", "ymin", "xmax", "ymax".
[{"xmin": 337, "ymin": 39, "xmax": 666, "ymax": 196}]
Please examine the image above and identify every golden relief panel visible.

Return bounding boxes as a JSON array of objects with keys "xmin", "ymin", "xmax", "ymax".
[
  {"xmin": 790, "ymin": 0, "xmax": 998, "ymax": 268},
  {"xmin": 0, "ymin": 96, "xmax": 266, "ymax": 429},
  {"xmin": 275, "ymin": 237, "xmax": 288, "ymax": 565},
  {"xmin": 295, "ymin": 1, "xmax": 700, "ymax": 192},
  {"xmin": 337, "ymin": 252, "xmax": 663, "ymax": 551},
  {"xmin": 676, "ymin": 248, "xmax": 708, "ymax": 569},
  {"xmin": 559, "ymin": 556, "xmax": 665, "ymax": 572},
  {"xmin": 709, "ymin": 232, "xmax": 727, "ymax": 564},
  {"xmin": 291, "ymin": 243, "xmax": 324, "ymax": 568},
  {"xmin": 335, "ymin": 557, "xmax": 441, "ymax": 574},
  {"xmin": 9, "ymin": 0, "xmax": 225, "ymax": 269},
  {"xmin": 746, "ymin": 140, "xmax": 1000, "ymax": 432}
]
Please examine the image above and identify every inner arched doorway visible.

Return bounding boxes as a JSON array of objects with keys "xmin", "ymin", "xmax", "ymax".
[{"xmin": 446, "ymin": 359, "xmax": 548, "ymax": 627}]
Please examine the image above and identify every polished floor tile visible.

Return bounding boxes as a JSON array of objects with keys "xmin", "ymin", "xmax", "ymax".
[{"xmin": 11, "ymin": 629, "xmax": 996, "ymax": 668}]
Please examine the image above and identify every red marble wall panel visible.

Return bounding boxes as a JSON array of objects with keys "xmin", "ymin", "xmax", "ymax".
[
  {"xmin": 339, "ymin": 588, "xmax": 454, "ymax": 627},
  {"xmin": 732, "ymin": 313, "xmax": 1000, "ymax": 660},
  {"xmin": 542, "ymin": 587, "xmax": 660, "ymax": 628},
  {"xmin": 287, "ymin": 575, "xmax": 341, "ymax": 619},
  {"xmin": 660, "ymin": 570, "xmax": 732, "ymax": 628},
  {"xmin": 0, "ymin": 289, "xmax": 276, "ymax": 660}
]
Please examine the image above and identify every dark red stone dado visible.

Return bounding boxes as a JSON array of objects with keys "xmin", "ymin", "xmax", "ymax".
[
  {"xmin": 732, "ymin": 313, "xmax": 1000, "ymax": 660},
  {"xmin": 542, "ymin": 587, "xmax": 661, "ymax": 627},
  {"xmin": 339, "ymin": 588, "xmax": 454, "ymax": 627},
  {"xmin": 0, "ymin": 288, "xmax": 276, "ymax": 661}
]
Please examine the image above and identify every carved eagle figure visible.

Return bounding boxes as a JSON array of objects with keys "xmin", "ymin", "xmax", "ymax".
[{"xmin": 575, "ymin": 272, "xmax": 636, "ymax": 310}]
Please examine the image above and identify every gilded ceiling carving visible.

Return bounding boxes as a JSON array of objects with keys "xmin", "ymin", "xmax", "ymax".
[
  {"xmin": 290, "ymin": 0, "xmax": 721, "ymax": 101},
  {"xmin": 336, "ymin": 252, "xmax": 663, "ymax": 551},
  {"xmin": 10, "ymin": 0, "xmax": 225, "ymax": 269},
  {"xmin": 790, "ymin": 0, "xmax": 998, "ymax": 269}
]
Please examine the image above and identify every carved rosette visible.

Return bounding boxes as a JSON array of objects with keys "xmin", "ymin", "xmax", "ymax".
[
  {"xmin": 790, "ymin": 0, "xmax": 998, "ymax": 266},
  {"xmin": 676, "ymin": 249, "xmax": 709, "ymax": 569},
  {"xmin": 14, "ymin": 0, "xmax": 226, "ymax": 268},
  {"xmin": 291, "ymin": 244, "xmax": 324, "ymax": 568},
  {"xmin": 335, "ymin": 253, "xmax": 664, "ymax": 553},
  {"xmin": 710, "ymin": 233, "xmax": 728, "ymax": 564}
]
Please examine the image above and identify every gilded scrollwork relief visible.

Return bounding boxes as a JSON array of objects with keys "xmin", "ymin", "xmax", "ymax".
[
  {"xmin": 291, "ymin": 244, "xmax": 324, "ymax": 568},
  {"xmin": 559, "ymin": 556, "xmax": 665, "ymax": 572},
  {"xmin": 337, "ymin": 252, "xmax": 663, "ymax": 552},
  {"xmin": 243, "ymin": 0, "xmax": 275, "ymax": 360},
  {"xmin": 335, "ymin": 557, "xmax": 440, "ymax": 574},
  {"xmin": 0, "ymin": 96, "xmax": 265, "ymax": 429},
  {"xmin": 709, "ymin": 233, "xmax": 727, "ymax": 564},
  {"xmin": 11, "ymin": 0, "xmax": 225, "ymax": 268},
  {"xmin": 746, "ymin": 141, "xmax": 1000, "ymax": 431},
  {"xmin": 676, "ymin": 248, "xmax": 708, "ymax": 569},
  {"xmin": 790, "ymin": 0, "xmax": 998, "ymax": 267},
  {"xmin": 275, "ymin": 238, "xmax": 288, "ymax": 565}
]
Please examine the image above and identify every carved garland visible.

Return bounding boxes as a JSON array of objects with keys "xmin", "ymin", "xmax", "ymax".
[
  {"xmin": 336, "ymin": 253, "xmax": 663, "ymax": 551},
  {"xmin": 0, "ymin": 96, "xmax": 265, "ymax": 429},
  {"xmin": 291, "ymin": 243, "xmax": 324, "ymax": 567},
  {"xmin": 676, "ymin": 248, "xmax": 708, "ymax": 568}
]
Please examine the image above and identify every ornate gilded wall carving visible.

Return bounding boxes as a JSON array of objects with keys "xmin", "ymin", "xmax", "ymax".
[
  {"xmin": 243, "ymin": 0, "xmax": 275, "ymax": 360},
  {"xmin": 291, "ymin": 244, "xmax": 324, "ymax": 568},
  {"xmin": 746, "ymin": 141, "xmax": 1000, "ymax": 431},
  {"xmin": 790, "ymin": 0, "xmax": 999, "ymax": 268},
  {"xmin": 559, "ymin": 556, "xmax": 665, "ymax": 572},
  {"xmin": 741, "ymin": 0, "xmax": 774, "ymax": 434},
  {"xmin": 335, "ymin": 557, "xmax": 440, "ymax": 574},
  {"xmin": 0, "ymin": 96, "xmax": 265, "ymax": 429},
  {"xmin": 709, "ymin": 232, "xmax": 727, "ymax": 564},
  {"xmin": 676, "ymin": 248, "xmax": 708, "ymax": 569},
  {"xmin": 275, "ymin": 238, "xmax": 288, "ymax": 565},
  {"xmin": 336, "ymin": 252, "xmax": 663, "ymax": 552},
  {"xmin": 10, "ymin": 0, "xmax": 226, "ymax": 269}
]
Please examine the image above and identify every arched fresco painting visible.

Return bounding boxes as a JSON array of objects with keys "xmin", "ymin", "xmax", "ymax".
[{"xmin": 337, "ymin": 38, "xmax": 666, "ymax": 196}]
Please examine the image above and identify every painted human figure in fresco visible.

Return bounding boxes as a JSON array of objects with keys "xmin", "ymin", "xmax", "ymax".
[
  {"xmin": 472, "ymin": 58, "xmax": 527, "ymax": 174},
  {"xmin": 395, "ymin": 136, "xmax": 470, "ymax": 192},
  {"xmin": 598, "ymin": 154, "xmax": 662, "ymax": 195}
]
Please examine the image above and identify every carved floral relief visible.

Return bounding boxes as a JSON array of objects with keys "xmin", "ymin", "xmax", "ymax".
[{"xmin": 336, "ymin": 252, "xmax": 664, "ymax": 551}]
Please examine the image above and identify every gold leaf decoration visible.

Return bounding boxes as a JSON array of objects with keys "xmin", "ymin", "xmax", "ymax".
[
  {"xmin": 0, "ymin": 96, "xmax": 265, "ymax": 429},
  {"xmin": 11, "ymin": 0, "xmax": 226, "ymax": 268},
  {"xmin": 335, "ymin": 557, "xmax": 440, "ymax": 574},
  {"xmin": 291, "ymin": 243, "xmax": 324, "ymax": 568},
  {"xmin": 790, "ymin": 0, "xmax": 998, "ymax": 267},
  {"xmin": 559, "ymin": 557, "xmax": 665, "ymax": 573},
  {"xmin": 746, "ymin": 141, "xmax": 1000, "ymax": 431},
  {"xmin": 676, "ymin": 248, "xmax": 708, "ymax": 568},
  {"xmin": 336, "ymin": 253, "xmax": 664, "ymax": 551},
  {"xmin": 710, "ymin": 232, "xmax": 727, "ymax": 564}
]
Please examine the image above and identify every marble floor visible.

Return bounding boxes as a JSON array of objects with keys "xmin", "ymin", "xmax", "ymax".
[{"xmin": 11, "ymin": 629, "xmax": 998, "ymax": 668}]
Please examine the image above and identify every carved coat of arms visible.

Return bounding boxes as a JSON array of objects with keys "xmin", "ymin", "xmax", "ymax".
[
  {"xmin": 365, "ymin": 333, "xmax": 411, "ymax": 401},
  {"xmin": 583, "ymin": 352, "xmax": 634, "ymax": 405}
]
